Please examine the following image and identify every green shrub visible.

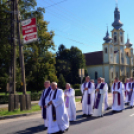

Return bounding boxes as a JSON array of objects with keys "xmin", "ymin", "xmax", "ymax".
[
  {"xmin": 75, "ymin": 89, "xmax": 82, "ymax": 96},
  {"xmin": 73, "ymin": 84, "xmax": 80, "ymax": 89},
  {"xmin": 0, "ymin": 95, "xmax": 8, "ymax": 104}
]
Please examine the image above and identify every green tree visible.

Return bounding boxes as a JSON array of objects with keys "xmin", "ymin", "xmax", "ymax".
[
  {"xmin": 58, "ymin": 74, "xmax": 66, "ymax": 89},
  {"xmin": 0, "ymin": 0, "xmax": 58, "ymax": 93},
  {"xmin": 56, "ymin": 44, "xmax": 87, "ymax": 85}
]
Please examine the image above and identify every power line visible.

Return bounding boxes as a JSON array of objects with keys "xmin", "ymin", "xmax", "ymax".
[{"xmin": 48, "ymin": 0, "xmax": 103, "ymax": 35}]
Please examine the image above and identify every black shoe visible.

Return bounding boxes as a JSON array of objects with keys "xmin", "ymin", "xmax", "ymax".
[
  {"xmin": 87, "ymin": 114, "xmax": 92, "ymax": 117},
  {"xmin": 44, "ymin": 127, "xmax": 47, "ymax": 130},
  {"xmin": 82, "ymin": 114, "xmax": 86, "ymax": 117},
  {"xmin": 61, "ymin": 128, "xmax": 69, "ymax": 133},
  {"xmin": 112, "ymin": 110, "xmax": 116, "ymax": 113},
  {"xmin": 131, "ymin": 106, "xmax": 133, "ymax": 108}
]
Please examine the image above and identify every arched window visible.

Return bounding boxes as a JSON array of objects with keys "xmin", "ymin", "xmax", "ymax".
[
  {"xmin": 111, "ymin": 72, "xmax": 113, "ymax": 78},
  {"xmin": 95, "ymin": 72, "xmax": 98, "ymax": 80},
  {"xmin": 116, "ymin": 72, "xmax": 118, "ymax": 77},
  {"xmin": 114, "ymin": 36, "xmax": 117, "ymax": 43},
  {"xmin": 127, "ymin": 52, "xmax": 129, "ymax": 56},
  {"xmin": 105, "ymin": 48, "xmax": 107, "ymax": 53},
  {"xmin": 121, "ymin": 36, "xmax": 123, "ymax": 43}
]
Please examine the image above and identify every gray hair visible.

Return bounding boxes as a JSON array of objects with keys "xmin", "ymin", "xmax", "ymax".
[
  {"xmin": 52, "ymin": 82, "xmax": 57, "ymax": 86},
  {"xmin": 66, "ymin": 83, "xmax": 70, "ymax": 87},
  {"xmin": 45, "ymin": 80, "xmax": 50, "ymax": 84}
]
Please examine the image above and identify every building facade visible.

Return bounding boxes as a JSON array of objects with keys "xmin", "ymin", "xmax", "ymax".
[{"xmin": 84, "ymin": 7, "xmax": 133, "ymax": 85}]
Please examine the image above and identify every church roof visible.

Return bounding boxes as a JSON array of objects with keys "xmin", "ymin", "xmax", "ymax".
[{"xmin": 84, "ymin": 51, "xmax": 103, "ymax": 66}]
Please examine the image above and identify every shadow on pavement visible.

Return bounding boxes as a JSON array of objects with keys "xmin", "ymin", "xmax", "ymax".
[{"xmin": 14, "ymin": 125, "xmax": 45, "ymax": 134}]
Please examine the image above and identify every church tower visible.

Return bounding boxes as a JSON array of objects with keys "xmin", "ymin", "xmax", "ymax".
[
  {"xmin": 103, "ymin": 28, "xmax": 114, "ymax": 64},
  {"xmin": 111, "ymin": 6, "xmax": 125, "ymax": 65}
]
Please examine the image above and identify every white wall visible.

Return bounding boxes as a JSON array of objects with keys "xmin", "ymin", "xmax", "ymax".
[{"xmin": 87, "ymin": 65, "xmax": 103, "ymax": 83}]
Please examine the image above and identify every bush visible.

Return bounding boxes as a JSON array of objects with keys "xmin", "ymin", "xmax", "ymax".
[
  {"xmin": 75, "ymin": 89, "xmax": 82, "ymax": 96},
  {"xmin": 72, "ymin": 84, "xmax": 80, "ymax": 89},
  {"xmin": 31, "ymin": 92, "xmax": 42, "ymax": 101},
  {"xmin": 0, "ymin": 95, "xmax": 8, "ymax": 104}
]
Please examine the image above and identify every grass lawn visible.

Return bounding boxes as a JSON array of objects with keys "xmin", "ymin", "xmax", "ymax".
[
  {"xmin": 0, "ymin": 98, "xmax": 81, "ymax": 117},
  {"xmin": 75, "ymin": 98, "xmax": 81, "ymax": 102},
  {"xmin": 0, "ymin": 104, "xmax": 40, "ymax": 117},
  {"xmin": 0, "ymin": 91, "xmax": 31, "ymax": 96}
]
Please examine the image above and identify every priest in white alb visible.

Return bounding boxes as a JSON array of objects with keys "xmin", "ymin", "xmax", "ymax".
[
  {"xmin": 64, "ymin": 83, "xmax": 76, "ymax": 121},
  {"xmin": 101, "ymin": 78, "xmax": 109, "ymax": 110},
  {"xmin": 124, "ymin": 78, "xmax": 130, "ymax": 105},
  {"xmin": 38, "ymin": 81, "xmax": 51, "ymax": 129},
  {"xmin": 127, "ymin": 77, "xmax": 134, "ymax": 108},
  {"xmin": 45, "ymin": 82, "xmax": 69, "ymax": 134},
  {"xmin": 112, "ymin": 77, "xmax": 124, "ymax": 112},
  {"xmin": 93, "ymin": 77, "xmax": 108, "ymax": 117},
  {"xmin": 81, "ymin": 76, "xmax": 95, "ymax": 116}
]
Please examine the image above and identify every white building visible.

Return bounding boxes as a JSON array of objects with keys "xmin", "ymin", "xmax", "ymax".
[{"xmin": 84, "ymin": 7, "xmax": 133, "ymax": 85}]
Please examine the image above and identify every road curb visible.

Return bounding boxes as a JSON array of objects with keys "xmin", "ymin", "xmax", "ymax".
[{"xmin": 0, "ymin": 111, "xmax": 41, "ymax": 120}]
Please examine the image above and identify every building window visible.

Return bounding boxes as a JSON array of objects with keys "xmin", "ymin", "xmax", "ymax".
[
  {"xmin": 114, "ymin": 36, "xmax": 117, "ymax": 43},
  {"xmin": 121, "ymin": 36, "xmax": 123, "ymax": 43},
  {"xmin": 95, "ymin": 72, "xmax": 98, "ymax": 80},
  {"xmin": 114, "ymin": 32, "xmax": 117, "ymax": 35},
  {"xmin": 116, "ymin": 72, "xmax": 118, "ymax": 77},
  {"xmin": 127, "ymin": 52, "xmax": 129, "ymax": 56},
  {"xmin": 127, "ymin": 72, "xmax": 129, "ymax": 77},
  {"xmin": 111, "ymin": 72, "xmax": 113, "ymax": 78},
  {"xmin": 105, "ymin": 48, "xmax": 107, "ymax": 53}
]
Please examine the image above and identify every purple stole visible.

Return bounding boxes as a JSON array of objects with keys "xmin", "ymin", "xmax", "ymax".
[
  {"xmin": 113, "ymin": 82, "xmax": 121, "ymax": 105},
  {"xmin": 81, "ymin": 82, "xmax": 91, "ymax": 104},
  {"xmin": 124, "ymin": 83, "xmax": 127, "ymax": 97},
  {"xmin": 94, "ymin": 83, "xmax": 105, "ymax": 109},
  {"xmin": 87, "ymin": 82, "xmax": 91, "ymax": 105},
  {"xmin": 42, "ymin": 87, "xmax": 51, "ymax": 119},
  {"xmin": 128, "ymin": 83, "xmax": 134, "ymax": 101},
  {"xmin": 65, "ymin": 89, "xmax": 71, "ymax": 108},
  {"xmin": 49, "ymin": 89, "xmax": 58, "ymax": 121}
]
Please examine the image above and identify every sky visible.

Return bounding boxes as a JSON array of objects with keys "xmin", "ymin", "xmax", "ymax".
[{"xmin": 37, "ymin": 0, "xmax": 134, "ymax": 53}]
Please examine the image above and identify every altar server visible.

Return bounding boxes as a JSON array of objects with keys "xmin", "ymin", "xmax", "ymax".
[
  {"xmin": 38, "ymin": 81, "xmax": 51, "ymax": 129},
  {"xmin": 112, "ymin": 77, "xmax": 124, "ymax": 112},
  {"xmin": 64, "ymin": 83, "xmax": 76, "ymax": 121},
  {"xmin": 81, "ymin": 76, "xmax": 95, "ymax": 116},
  {"xmin": 46, "ymin": 82, "xmax": 69, "ymax": 134},
  {"xmin": 93, "ymin": 77, "xmax": 108, "ymax": 117},
  {"xmin": 101, "ymin": 78, "xmax": 109, "ymax": 110}
]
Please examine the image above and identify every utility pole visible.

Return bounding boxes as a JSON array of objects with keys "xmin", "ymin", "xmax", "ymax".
[
  {"xmin": 16, "ymin": 0, "xmax": 31, "ymax": 110},
  {"xmin": 16, "ymin": 0, "xmax": 26, "ymax": 95}
]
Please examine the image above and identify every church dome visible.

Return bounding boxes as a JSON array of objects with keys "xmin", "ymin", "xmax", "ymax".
[
  {"xmin": 103, "ymin": 28, "xmax": 113, "ymax": 43},
  {"xmin": 125, "ymin": 38, "xmax": 133, "ymax": 48},
  {"xmin": 112, "ymin": 7, "xmax": 123, "ymax": 30}
]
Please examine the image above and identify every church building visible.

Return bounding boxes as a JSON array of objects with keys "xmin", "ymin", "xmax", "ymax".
[{"xmin": 84, "ymin": 7, "xmax": 134, "ymax": 85}]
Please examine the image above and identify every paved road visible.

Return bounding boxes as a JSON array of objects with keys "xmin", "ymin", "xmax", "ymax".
[{"xmin": 1, "ymin": 103, "xmax": 134, "ymax": 134}]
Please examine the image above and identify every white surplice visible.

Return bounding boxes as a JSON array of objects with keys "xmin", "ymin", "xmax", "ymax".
[
  {"xmin": 81, "ymin": 82, "xmax": 95, "ymax": 115},
  {"xmin": 112, "ymin": 82, "xmax": 124, "ymax": 111},
  {"xmin": 127, "ymin": 82, "xmax": 134, "ymax": 106},
  {"xmin": 93, "ymin": 83, "xmax": 107, "ymax": 117},
  {"xmin": 64, "ymin": 88, "xmax": 76, "ymax": 121},
  {"xmin": 38, "ymin": 88, "xmax": 51, "ymax": 127},
  {"xmin": 125, "ymin": 83, "xmax": 130, "ymax": 103},
  {"xmin": 104, "ymin": 83, "xmax": 109, "ymax": 110},
  {"xmin": 46, "ymin": 89, "xmax": 69, "ymax": 134}
]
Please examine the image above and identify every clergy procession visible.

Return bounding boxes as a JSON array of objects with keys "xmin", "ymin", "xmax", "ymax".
[{"xmin": 39, "ymin": 76, "xmax": 134, "ymax": 134}]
